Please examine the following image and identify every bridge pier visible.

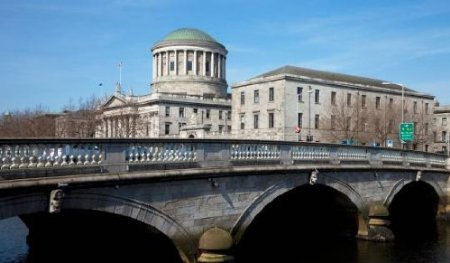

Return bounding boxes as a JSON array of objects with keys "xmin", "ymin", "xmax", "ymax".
[
  {"xmin": 358, "ymin": 204, "xmax": 394, "ymax": 242},
  {"xmin": 197, "ymin": 228, "xmax": 234, "ymax": 263}
]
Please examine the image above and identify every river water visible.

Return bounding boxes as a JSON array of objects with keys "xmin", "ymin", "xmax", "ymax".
[{"xmin": 0, "ymin": 217, "xmax": 449, "ymax": 262}]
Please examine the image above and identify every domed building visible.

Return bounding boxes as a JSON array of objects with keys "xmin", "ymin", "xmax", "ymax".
[
  {"xmin": 96, "ymin": 28, "xmax": 231, "ymax": 139},
  {"xmin": 152, "ymin": 28, "xmax": 228, "ymax": 98}
]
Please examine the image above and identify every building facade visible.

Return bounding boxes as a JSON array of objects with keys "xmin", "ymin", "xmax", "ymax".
[
  {"xmin": 432, "ymin": 105, "xmax": 450, "ymax": 154},
  {"xmin": 94, "ymin": 28, "xmax": 441, "ymax": 152},
  {"xmin": 97, "ymin": 28, "xmax": 231, "ymax": 139},
  {"xmin": 231, "ymin": 66, "xmax": 436, "ymax": 151}
]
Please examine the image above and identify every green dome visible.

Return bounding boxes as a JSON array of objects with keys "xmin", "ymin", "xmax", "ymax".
[{"xmin": 162, "ymin": 28, "xmax": 217, "ymax": 43}]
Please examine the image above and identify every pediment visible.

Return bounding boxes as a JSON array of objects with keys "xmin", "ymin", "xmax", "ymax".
[{"xmin": 101, "ymin": 95, "xmax": 127, "ymax": 109}]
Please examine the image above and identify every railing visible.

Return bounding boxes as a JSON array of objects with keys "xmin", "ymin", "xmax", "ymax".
[{"xmin": 0, "ymin": 139, "xmax": 448, "ymax": 172}]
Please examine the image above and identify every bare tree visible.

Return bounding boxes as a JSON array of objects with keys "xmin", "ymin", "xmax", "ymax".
[{"xmin": 0, "ymin": 106, "xmax": 57, "ymax": 138}]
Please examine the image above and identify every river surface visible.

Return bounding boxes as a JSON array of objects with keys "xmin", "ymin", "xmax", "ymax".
[{"xmin": 0, "ymin": 217, "xmax": 449, "ymax": 262}]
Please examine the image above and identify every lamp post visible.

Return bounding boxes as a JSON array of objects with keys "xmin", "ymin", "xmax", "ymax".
[
  {"xmin": 382, "ymin": 82, "xmax": 405, "ymax": 148},
  {"xmin": 307, "ymin": 86, "xmax": 313, "ymax": 141}
]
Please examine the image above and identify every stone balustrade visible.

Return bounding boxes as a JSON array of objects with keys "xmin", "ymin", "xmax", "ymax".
[{"xmin": 0, "ymin": 139, "xmax": 448, "ymax": 172}]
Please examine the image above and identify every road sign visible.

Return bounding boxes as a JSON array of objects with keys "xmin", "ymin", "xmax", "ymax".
[{"xmin": 399, "ymin": 122, "xmax": 414, "ymax": 142}]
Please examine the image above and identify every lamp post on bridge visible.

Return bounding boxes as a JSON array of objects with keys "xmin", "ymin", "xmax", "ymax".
[
  {"xmin": 382, "ymin": 82, "xmax": 406, "ymax": 149},
  {"xmin": 307, "ymin": 86, "xmax": 313, "ymax": 142}
]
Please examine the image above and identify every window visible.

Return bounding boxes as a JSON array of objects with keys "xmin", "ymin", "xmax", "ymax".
[
  {"xmin": 219, "ymin": 125, "xmax": 224, "ymax": 133},
  {"xmin": 297, "ymin": 87, "xmax": 303, "ymax": 101},
  {"xmin": 240, "ymin": 92, "xmax": 245, "ymax": 105},
  {"xmin": 389, "ymin": 98, "xmax": 393, "ymax": 108},
  {"xmin": 331, "ymin": 115, "xmax": 336, "ymax": 129},
  {"xmin": 227, "ymin": 111, "xmax": 231, "ymax": 120},
  {"xmin": 443, "ymin": 131, "xmax": 448, "ymax": 142},
  {"xmin": 347, "ymin": 93, "xmax": 352, "ymax": 106},
  {"xmin": 240, "ymin": 114, "xmax": 245, "ymax": 129},
  {"xmin": 254, "ymin": 90, "xmax": 260, "ymax": 103},
  {"xmin": 331, "ymin": 91, "xmax": 336, "ymax": 105},
  {"xmin": 269, "ymin": 87, "xmax": 274, "ymax": 102},
  {"xmin": 253, "ymin": 114, "xmax": 259, "ymax": 129},
  {"xmin": 179, "ymin": 107, "xmax": 185, "ymax": 118},
  {"xmin": 165, "ymin": 106, "xmax": 170, "ymax": 117},
  {"xmin": 314, "ymin": 89, "xmax": 320, "ymax": 104},
  {"xmin": 268, "ymin": 112, "xmax": 274, "ymax": 128},
  {"xmin": 187, "ymin": 61, "xmax": 192, "ymax": 71},
  {"xmin": 425, "ymin": 103, "xmax": 429, "ymax": 114},
  {"xmin": 298, "ymin": 113, "xmax": 303, "ymax": 128},
  {"xmin": 219, "ymin": 110, "xmax": 223, "ymax": 120},
  {"xmin": 425, "ymin": 123, "xmax": 429, "ymax": 135},
  {"xmin": 414, "ymin": 122, "xmax": 418, "ymax": 134},
  {"xmin": 433, "ymin": 131, "xmax": 437, "ymax": 142},
  {"xmin": 170, "ymin": 61, "xmax": 175, "ymax": 71},
  {"xmin": 413, "ymin": 101, "xmax": 418, "ymax": 114},
  {"xmin": 346, "ymin": 117, "xmax": 352, "ymax": 131},
  {"xmin": 361, "ymin": 95, "xmax": 366, "ymax": 108},
  {"xmin": 193, "ymin": 108, "xmax": 198, "ymax": 114},
  {"xmin": 314, "ymin": 114, "xmax": 320, "ymax": 129},
  {"xmin": 164, "ymin": 123, "xmax": 170, "ymax": 135},
  {"xmin": 376, "ymin": 97, "xmax": 381, "ymax": 109},
  {"xmin": 443, "ymin": 117, "xmax": 447, "ymax": 126},
  {"xmin": 206, "ymin": 109, "xmax": 210, "ymax": 119}
]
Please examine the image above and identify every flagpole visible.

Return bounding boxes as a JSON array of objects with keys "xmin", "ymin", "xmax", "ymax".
[{"xmin": 119, "ymin": 61, "xmax": 123, "ymax": 86}]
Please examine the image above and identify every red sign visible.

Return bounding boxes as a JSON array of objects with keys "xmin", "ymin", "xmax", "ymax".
[{"xmin": 295, "ymin": 126, "xmax": 301, "ymax": 133}]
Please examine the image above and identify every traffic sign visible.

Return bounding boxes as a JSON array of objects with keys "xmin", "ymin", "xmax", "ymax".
[{"xmin": 399, "ymin": 122, "xmax": 414, "ymax": 142}]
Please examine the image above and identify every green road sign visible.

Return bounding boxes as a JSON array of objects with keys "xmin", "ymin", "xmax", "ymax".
[{"xmin": 399, "ymin": 122, "xmax": 414, "ymax": 142}]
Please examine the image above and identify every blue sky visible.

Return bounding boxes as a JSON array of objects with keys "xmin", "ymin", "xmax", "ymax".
[{"xmin": 1, "ymin": 0, "xmax": 449, "ymax": 113}]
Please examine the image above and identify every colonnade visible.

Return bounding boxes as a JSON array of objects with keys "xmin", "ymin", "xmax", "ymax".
[
  {"xmin": 152, "ymin": 49, "xmax": 226, "ymax": 80},
  {"xmin": 102, "ymin": 115, "xmax": 137, "ymax": 138}
]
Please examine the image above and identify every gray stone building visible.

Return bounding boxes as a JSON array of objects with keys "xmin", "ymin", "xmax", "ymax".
[
  {"xmin": 95, "ymin": 28, "xmax": 440, "ymax": 152},
  {"xmin": 97, "ymin": 28, "xmax": 231, "ymax": 138},
  {"xmin": 231, "ymin": 65, "xmax": 436, "ymax": 151},
  {"xmin": 432, "ymin": 105, "xmax": 450, "ymax": 154}
]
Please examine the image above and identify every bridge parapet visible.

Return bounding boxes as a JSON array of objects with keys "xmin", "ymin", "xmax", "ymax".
[{"xmin": 0, "ymin": 139, "xmax": 448, "ymax": 175}]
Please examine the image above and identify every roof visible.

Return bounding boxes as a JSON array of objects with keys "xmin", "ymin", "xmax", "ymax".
[
  {"xmin": 253, "ymin": 65, "xmax": 416, "ymax": 93},
  {"xmin": 161, "ymin": 28, "xmax": 217, "ymax": 43}
]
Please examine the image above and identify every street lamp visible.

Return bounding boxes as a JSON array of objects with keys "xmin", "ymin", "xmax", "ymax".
[
  {"xmin": 382, "ymin": 82, "xmax": 405, "ymax": 148},
  {"xmin": 307, "ymin": 86, "xmax": 313, "ymax": 141},
  {"xmin": 382, "ymin": 82, "xmax": 405, "ymax": 124}
]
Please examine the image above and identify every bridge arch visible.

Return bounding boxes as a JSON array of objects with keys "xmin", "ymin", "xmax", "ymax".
[
  {"xmin": 62, "ymin": 192, "xmax": 195, "ymax": 262},
  {"xmin": 231, "ymin": 172, "xmax": 368, "ymax": 243},
  {"xmin": 384, "ymin": 178, "xmax": 445, "ymax": 209},
  {"xmin": 0, "ymin": 191, "xmax": 195, "ymax": 263},
  {"xmin": 386, "ymin": 179, "xmax": 442, "ymax": 241}
]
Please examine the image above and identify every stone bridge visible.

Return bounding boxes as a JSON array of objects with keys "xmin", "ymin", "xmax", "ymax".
[{"xmin": 0, "ymin": 138, "xmax": 449, "ymax": 262}]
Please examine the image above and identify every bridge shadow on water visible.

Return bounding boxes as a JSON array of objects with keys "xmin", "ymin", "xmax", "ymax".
[
  {"xmin": 235, "ymin": 184, "xmax": 359, "ymax": 263},
  {"xmin": 20, "ymin": 210, "xmax": 183, "ymax": 263}
]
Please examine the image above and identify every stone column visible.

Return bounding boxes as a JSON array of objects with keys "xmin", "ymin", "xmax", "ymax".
[
  {"xmin": 203, "ymin": 51, "xmax": 207, "ymax": 76},
  {"xmin": 211, "ymin": 52, "xmax": 215, "ymax": 77},
  {"xmin": 194, "ymin": 50, "xmax": 198, "ymax": 76},
  {"xmin": 218, "ymin": 55, "xmax": 221, "ymax": 79},
  {"xmin": 174, "ymin": 50, "xmax": 178, "ymax": 75},
  {"xmin": 152, "ymin": 55, "xmax": 156, "ymax": 80},
  {"xmin": 223, "ymin": 57, "xmax": 226, "ymax": 79},
  {"xmin": 165, "ymin": 51, "xmax": 169, "ymax": 76},
  {"xmin": 183, "ymin": 50, "xmax": 187, "ymax": 75},
  {"xmin": 156, "ymin": 53, "xmax": 162, "ymax": 77}
]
